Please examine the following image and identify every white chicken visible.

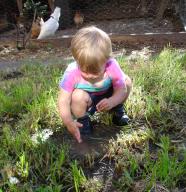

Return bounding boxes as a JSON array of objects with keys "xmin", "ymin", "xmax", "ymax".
[{"xmin": 37, "ymin": 7, "xmax": 61, "ymax": 39}]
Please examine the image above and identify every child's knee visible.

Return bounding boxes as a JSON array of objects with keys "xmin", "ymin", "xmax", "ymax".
[
  {"xmin": 72, "ymin": 89, "xmax": 90, "ymax": 104},
  {"xmin": 71, "ymin": 89, "xmax": 91, "ymax": 117},
  {"xmin": 125, "ymin": 76, "xmax": 132, "ymax": 91}
]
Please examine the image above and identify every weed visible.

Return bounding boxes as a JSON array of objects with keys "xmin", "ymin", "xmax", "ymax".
[
  {"xmin": 107, "ymin": 128, "xmax": 153, "ymax": 157},
  {"xmin": 82, "ymin": 178, "xmax": 103, "ymax": 192},
  {"xmin": 49, "ymin": 148, "xmax": 65, "ymax": 184},
  {"xmin": 71, "ymin": 161, "xmax": 86, "ymax": 192},
  {"xmin": 35, "ymin": 185, "xmax": 63, "ymax": 192},
  {"xmin": 16, "ymin": 152, "xmax": 29, "ymax": 179},
  {"xmin": 143, "ymin": 136, "xmax": 186, "ymax": 189},
  {"xmin": 84, "ymin": 153, "xmax": 95, "ymax": 168},
  {"xmin": 126, "ymin": 48, "xmax": 186, "ymax": 120},
  {"xmin": 2, "ymin": 124, "xmax": 33, "ymax": 156}
]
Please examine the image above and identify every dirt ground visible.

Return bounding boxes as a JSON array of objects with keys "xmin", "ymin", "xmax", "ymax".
[
  {"xmin": 0, "ymin": 14, "xmax": 185, "ymax": 71},
  {"xmin": 56, "ymin": 17, "xmax": 183, "ymax": 37}
]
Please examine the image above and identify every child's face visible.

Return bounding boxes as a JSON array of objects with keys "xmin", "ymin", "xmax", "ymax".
[{"xmin": 81, "ymin": 64, "xmax": 105, "ymax": 83}]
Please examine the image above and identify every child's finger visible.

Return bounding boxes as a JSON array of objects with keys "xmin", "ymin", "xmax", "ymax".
[
  {"xmin": 74, "ymin": 130, "xmax": 82, "ymax": 143},
  {"xmin": 97, "ymin": 102, "xmax": 107, "ymax": 111},
  {"xmin": 97, "ymin": 99, "xmax": 108, "ymax": 106},
  {"xmin": 76, "ymin": 122, "xmax": 83, "ymax": 128},
  {"xmin": 96, "ymin": 100, "xmax": 105, "ymax": 111}
]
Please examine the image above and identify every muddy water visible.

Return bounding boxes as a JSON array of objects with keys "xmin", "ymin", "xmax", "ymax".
[{"xmin": 51, "ymin": 123, "xmax": 122, "ymax": 158}]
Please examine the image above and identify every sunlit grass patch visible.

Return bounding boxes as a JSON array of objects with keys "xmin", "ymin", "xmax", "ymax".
[
  {"xmin": 2, "ymin": 124, "xmax": 33, "ymax": 159},
  {"xmin": 24, "ymin": 90, "xmax": 61, "ymax": 131},
  {"xmin": 107, "ymin": 128, "xmax": 154, "ymax": 157},
  {"xmin": 119, "ymin": 48, "xmax": 186, "ymax": 121},
  {"xmin": 0, "ymin": 82, "xmax": 34, "ymax": 115},
  {"xmin": 108, "ymin": 48, "xmax": 186, "ymax": 191},
  {"xmin": 0, "ymin": 62, "xmax": 63, "ymax": 117}
]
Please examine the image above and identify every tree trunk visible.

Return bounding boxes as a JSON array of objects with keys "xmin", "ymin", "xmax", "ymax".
[
  {"xmin": 16, "ymin": 0, "xmax": 23, "ymax": 15},
  {"xmin": 48, "ymin": 0, "xmax": 55, "ymax": 11},
  {"xmin": 155, "ymin": 0, "xmax": 170, "ymax": 23},
  {"xmin": 141, "ymin": 0, "xmax": 148, "ymax": 15}
]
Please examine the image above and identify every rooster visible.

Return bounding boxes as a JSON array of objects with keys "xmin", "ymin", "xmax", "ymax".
[
  {"xmin": 31, "ymin": 17, "xmax": 41, "ymax": 39},
  {"xmin": 37, "ymin": 7, "xmax": 61, "ymax": 39},
  {"xmin": 74, "ymin": 11, "xmax": 84, "ymax": 28}
]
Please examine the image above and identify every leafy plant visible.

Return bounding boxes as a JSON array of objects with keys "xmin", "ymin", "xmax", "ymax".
[
  {"xmin": 23, "ymin": 0, "xmax": 48, "ymax": 18},
  {"xmin": 16, "ymin": 152, "xmax": 29, "ymax": 179},
  {"xmin": 144, "ymin": 136, "xmax": 186, "ymax": 189},
  {"xmin": 49, "ymin": 149, "xmax": 66, "ymax": 184},
  {"xmin": 35, "ymin": 185, "xmax": 63, "ymax": 192},
  {"xmin": 71, "ymin": 161, "xmax": 86, "ymax": 192}
]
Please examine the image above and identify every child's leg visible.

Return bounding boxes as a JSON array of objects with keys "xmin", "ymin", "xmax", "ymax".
[
  {"xmin": 112, "ymin": 104, "xmax": 129, "ymax": 126},
  {"xmin": 111, "ymin": 76, "xmax": 132, "ymax": 126},
  {"xmin": 71, "ymin": 89, "xmax": 93, "ymax": 135},
  {"xmin": 71, "ymin": 89, "xmax": 92, "ymax": 118}
]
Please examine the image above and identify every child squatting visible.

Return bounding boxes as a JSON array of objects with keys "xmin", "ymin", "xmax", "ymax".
[{"xmin": 58, "ymin": 26, "xmax": 132, "ymax": 143}]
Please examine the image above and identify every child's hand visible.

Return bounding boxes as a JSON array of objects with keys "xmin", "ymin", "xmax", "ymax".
[
  {"xmin": 66, "ymin": 121, "xmax": 83, "ymax": 143},
  {"xmin": 96, "ymin": 98, "xmax": 113, "ymax": 112}
]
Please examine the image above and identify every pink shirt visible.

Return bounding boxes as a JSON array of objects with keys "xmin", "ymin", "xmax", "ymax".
[{"xmin": 59, "ymin": 58, "xmax": 127, "ymax": 94}]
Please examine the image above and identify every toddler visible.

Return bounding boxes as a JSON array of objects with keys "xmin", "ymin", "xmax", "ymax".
[{"xmin": 58, "ymin": 26, "xmax": 132, "ymax": 143}]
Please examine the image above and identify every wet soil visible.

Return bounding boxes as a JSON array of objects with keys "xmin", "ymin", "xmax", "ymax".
[{"xmin": 50, "ymin": 123, "xmax": 123, "ymax": 158}]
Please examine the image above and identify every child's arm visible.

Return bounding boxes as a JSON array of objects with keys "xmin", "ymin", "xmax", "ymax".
[
  {"xmin": 96, "ymin": 75, "xmax": 132, "ymax": 111},
  {"xmin": 116, "ymin": 75, "xmax": 132, "ymax": 103},
  {"xmin": 58, "ymin": 89, "xmax": 82, "ymax": 143}
]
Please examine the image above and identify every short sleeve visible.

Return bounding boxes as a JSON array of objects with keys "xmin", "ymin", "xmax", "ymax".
[
  {"xmin": 59, "ymin": 62, "xmax": 79, "ymax": 92},
  {"xmin": 106, "ymin": 58, "xmax": 127, "ymax": 89}
]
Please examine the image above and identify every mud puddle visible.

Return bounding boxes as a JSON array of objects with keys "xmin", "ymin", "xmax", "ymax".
[{"xmin": 50, "ymin": 123, "xmax": 122, "ymax": 158}]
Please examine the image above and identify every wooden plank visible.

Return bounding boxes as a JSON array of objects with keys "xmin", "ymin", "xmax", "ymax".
[
  {"xmin": 31, "ymin": 32, "xmax": 186, "ymax": 48},
  {"xmin": 110, "ymin": 32, "xmax": 186, "ymax": 45}
]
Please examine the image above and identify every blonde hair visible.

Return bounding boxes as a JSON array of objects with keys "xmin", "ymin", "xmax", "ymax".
[{"xmin": 71, "ymin": 26, "xmax": 112, "ymax": 74}]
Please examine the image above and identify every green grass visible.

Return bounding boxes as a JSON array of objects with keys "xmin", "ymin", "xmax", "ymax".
[
  {"xmin": 118, "ymin": 48, "xmax": 186, "ymax": 119},
  {"xmin": 0, "ymin": 48, "xmax": 186, "ymax": 191}
]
